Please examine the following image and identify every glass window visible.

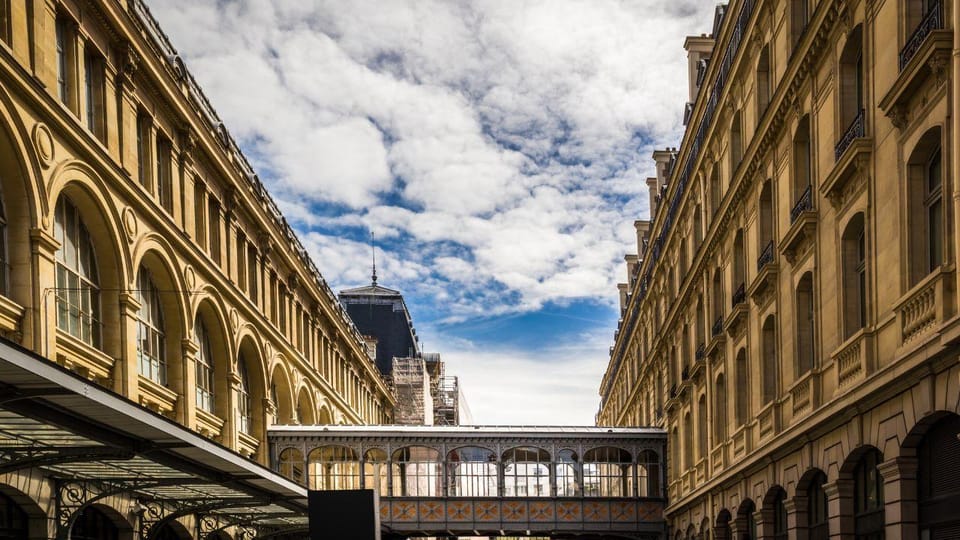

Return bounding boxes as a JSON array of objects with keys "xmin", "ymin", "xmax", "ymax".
[
  {"xmin": 310, "ymin": 445, "xmax": 360, "ymax": 490},
  {"xmin": 279, "ymin": 447, "xmax": 304, "ymax": 485},
  {"xmin": 364, "ymin": 448, "xmax": 389, "ymax": 495},
  {"xmin": 136, "ymin": 268, "xmax": 165, "ymax": 385},
  {"xmin": 926, "ymin": 148, "xmax": 942, "ymax": 272},
  {"xmin": 84, "ymin": 46, "xmax": 105, "ymax": 140},
  {"xmin": 54, "ymin": 197, "xmax": 100, "ymax": 348},
  {"xmin": 194, "ymin": 318, "xmax": 214, "ymax": 413},
  {"xmin": 583, "ymin": 447, "xmax": 633, "ymax": 497},
  {"xmin": 238, "ymin": 359, "xmax": 252, "ymax": 435},
  {"xmin": 391, "ymin": 446, "xmax": 441, "ymax": 496},
  {"xmin": 447, "ymin": 446, "xmax": 497, "ymax": 496},
  {"xmin": 555, "ymin": 449, "xmax": 579, "ymax": 497},
  {"xmin": 854, "ymin": 449, "xmax": 885, "ymax": 539},
  {"xmin": 502, "ymin": 447, "xmax": 550, "ymax": 497},
  {"xmin": 808, "ymin": 471, "xmax": 830, "ymax": 540}
]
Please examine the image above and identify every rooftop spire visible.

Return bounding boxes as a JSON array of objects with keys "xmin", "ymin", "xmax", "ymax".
[{"xmin": 371, "ymin": 231, "xmax": 378, "ymax": 286}]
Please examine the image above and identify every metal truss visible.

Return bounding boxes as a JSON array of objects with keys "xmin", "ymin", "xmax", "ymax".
[
  {"xmin": 198, "ymin": 512, "xmax": 302, "ymax": 539},
  {"xmin": 140, "ymin": 497, "xmax": 272, "ymax": 540},
  {"xmin": 54, "ymin": 477, "xmax": 207, "ymax": 539},
  {"xmin": 0, "ymin": 445, "xmax": 134, "ymax": 475}
]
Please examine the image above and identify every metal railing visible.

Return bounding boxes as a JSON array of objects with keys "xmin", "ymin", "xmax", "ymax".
[
  {"xmin": 711, "ymin": 316, "xmax": 724, "ymax": 337},
  {"xmin": 731, "ymin": 283, "xmax": 746, "ymax": 307},
  {"xmin": 695, "ymin": 343, "xmax": 706, "ymax": 361},
  {"xmin": 757, "ymin": 240, "xmax": 774, "ymax": 271},
  {"xmin": 834, "ymin": 109, "xmax": 865, "ymax": 160},
  {"xmin": 790, "ymin": 185, "xmax": 813, "ymax": 223},
  {"xmin": 900, "ymin": 1, "xmax": 943, "ymax": 70}
]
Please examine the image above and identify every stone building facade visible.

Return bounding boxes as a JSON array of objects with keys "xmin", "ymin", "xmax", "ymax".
[
  {"xmin": 0, "ymin": 0, "xmax": 393, "ymax": 537},
  {"xmin": 598, "ymin": 0, "xmax": 959, "ymax": 538}
]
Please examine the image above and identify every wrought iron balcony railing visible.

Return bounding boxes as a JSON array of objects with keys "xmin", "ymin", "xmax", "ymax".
[
  {"xmin": 712, "ymin": 316, "xmax": 724, "ymax": 337},
  {"xmin": 757, "ymin": 240, "xmax": 775, "ymax": 271},
  {"xmin": 731, "ymin": 283, "xmax": 746, "ymax": 307},
  {"xmin": 790, "ymin": 185, "xmax": 813, "ymax": 223},
  {"xmin": 835, "ymin": 109, "xmax": 865, "ymax": 160},
  {"xmin": 900, "ymin": 2, "xmax": 943, "ymax": 70}
]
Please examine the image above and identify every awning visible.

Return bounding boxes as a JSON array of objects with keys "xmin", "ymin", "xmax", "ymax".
[{"xmin": 0, "ymin": 338, "xmax": 309, "ymax": 538}]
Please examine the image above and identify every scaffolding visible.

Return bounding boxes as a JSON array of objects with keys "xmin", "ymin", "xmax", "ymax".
[{"xmin": 390, "ymin": 357, "xmax": 433, "ymax": 425}]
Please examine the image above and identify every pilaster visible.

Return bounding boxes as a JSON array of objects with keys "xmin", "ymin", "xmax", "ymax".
[
  {"xmin": 118, "ymin": 292, "xmax": 142, "ymax": 401},
  {"xmin": 878, "ymin": 456, "xmax": 918, "ymax": 539},
  {"xmin": 825, "ymin": 478, "xmax": 855, "ymax": 540}
]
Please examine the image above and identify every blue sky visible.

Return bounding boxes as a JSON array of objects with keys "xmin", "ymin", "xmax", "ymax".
[{"xmin": 149, "ymin": 0, "xmax": 718, "ymax": 425}]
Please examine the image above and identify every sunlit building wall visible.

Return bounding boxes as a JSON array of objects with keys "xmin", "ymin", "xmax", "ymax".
[{"xmin": 599, "ymin": 0, "xmax": 960, "ymax": 537}]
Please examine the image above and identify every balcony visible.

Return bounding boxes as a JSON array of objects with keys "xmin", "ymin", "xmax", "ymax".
[
  {"xmin": 749, "ymin": 241, "xmax": 778, "ymax": 307},
  {"xmin": 895, "ymin": 265, "xmax": 955, "ymax": 346},
  {"xmin": 711, "ymin": 316, "xmax": 724, "ymax": 337},
  {"xmin": 691, "ymin": 343, "xmax": 707, "ymax": 381},
  {"xmin": 832, "ymin": 328, "xmax": 873, "ymax": 391},
  {"xmin": 789, "ymin": 370, "xmax": 819, "ymax": 420},
  {"xmin": 706, "ymin": 316, "xmax": 726, "ymax": 359},
  {"xmin": 780, "ymin": 186, "xmax": 817, "ymax": 264},
  {"xmin": 710, "ymin": 444, "xmax": 725, "ymax": 473},
  {"xmin": 880, "ymin": 2, "xmax": 952, "ymax": 129},
  {"xmin": 757, "ymin": 401, "xmax": 778, "ymax": 441},
  {"xmin": 724, "ymin": 283, "xmax": 748, "ymax": 338},
  {"xmin": 822, "ymin": 112, "xmax": 871, "ymax": 210},
  {"xmin": 900, "ymin": 2, "xmax": 944, "ymax": 70},
  {"xmin": 731, "ymin": 425, "xmax": 748, "ymax": 460}
]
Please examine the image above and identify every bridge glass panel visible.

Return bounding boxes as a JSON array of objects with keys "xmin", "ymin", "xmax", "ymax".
[
  {"xmin": 555, "ymin": 449, "xmax": 580, "ymax": 497},
  {"xmin": 447, "ymin": 446, "xmax": 498, "ymax": 496},
  {"xmin": 583, "ymin": 447, "xmax": 634, "ymax": 497},
  {"xmin": 278, "ymin": 447, "xmax": 305, "ymax": 486},
  {"xmin": 637, "ymin": 450, "xmax": 661, "ymax": 497},
  {"xmin": 392, "ymin": 446, "xmax": 442, "ymax": 496},
  {"xmin": 363, "ymin": 449, "xmax": 388, "ymax": 495},
  {"xmin": 502, "ymin": 447, "xmax": 551, "ymax": 497},
  {"xmin": 308, "ymin": 445, "xmax": 360, "ymax": 490}
]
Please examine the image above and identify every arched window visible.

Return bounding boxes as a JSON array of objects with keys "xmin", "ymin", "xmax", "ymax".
[
  {"xmin": 278, "ymin": 447, "xmax": 304, "ymax": 485},
  {"xmin": 838, "ymin": 26, "xmax": 864, "ymax": 135},
  {"xmin": 503, "ymin": 447, "xmax": 551, "ymax": 497},
  {"xmin": 136, "ymin": 267, "xmax": 165, "ymax": 384},
  {"xmin": 695, "ymin": 297, "xmax": 705, "ymax": 349},
  {"xmin": 683, "ymin": 412, "xmax": 693, "ymax": 470},
  {"xmin": 733, "ymin": 229, "xmax": 746, "ymax": 296},
  {"xmin": 637, "ymin": 450, "xmax": 660, "ymax": 498},
  {"xmin": 792, "ymin": 115, "xmax": 812, "ymax": 207},
  {"xmin": 735, "ymin": 349, "xmax": 749, "ymax": 425},
  {"xmin": 791, "ymin": 0, "xmax": 810, "ymax": 49},
  {"xmin": 556, "ymin": 449, "xmax": 579, "ymax": 497},
  {"xmin": 54, "ymin": 196, "xmax": 101, "ymax": 348},
  {"xmin": 731, "ymin": 110, "xmax": 743, "ymax": 177},
  {"xmin": 711, "ymin": 164, "xmax": 722, "ymax": 217},
  {"xmin": 714, "ymin": 375, "xmax": 727, "ymax": 442},
  {"xmin": 712, "ymin": 269, "xmax": 724, "ymax": 330},
  {"xmin": 770, "ymin": 488, "xmax": 788, "ymax": 540},
  {"xmin": 842, "ymin": 214, "xmax": 867, "ymax": 338},
  {"xmin": 907, "ymin": 128, "xmax": 943, "ymax": 286},
  {"xmin": 583, "ymin": 447, "xmax": 633, "ymax": 497},
  {"xmin": 392, "ymin": 446, "xmax": 441, "ymax": 496},
  {"xmin": 194, "ymin": 318, "xmax": 214, "ymax": 413},
  {"xmin": 854, "ymin": 448, "xmax": 884, "ymax": 539},
  {"xmin": 796, "ymin": 272, "xmax": 816, "ymax": 375},
  {"xmin": 757, "ymin": 46, "xmax": 771, "ymax": 115},
  {"xmin": 918, "ymin": 414, "xmax": 960, "ymax": 537},
  {"xmin": 0, "ymin": 491, "xmax": 28, "ymax": 539},
  {"xmin": 739, "ymin": 499, "xmax": 757, "ymax": 540},
  {"xmin": 70, "ymin": 506, "xmax": 119, "ymax": 540},
  {"xmin": 448, "ymin": 446, "xmax": 497, "ymax": 497},
  {"xmin": 693, "ymin": 203, "xmax": 703, "ymax": 251},
  {"xmin": 762, "ymin": 316, "xmax": 778, "ymax": 404},
  {"xmin": 309, "ymin": 445, "xmax": 360, "ymax": 490},
  {"xmin": 237, "ymin": 359, "xmax": 252, "ymax": 435},
  {"xmin": 807, "ymin": 470, "xmax": 830, "ymax": 540},
  {"xmin": 759, "ymin": 180, "xmax": 774, "ymax": 258},
  {"xmin": 697, "ymin": 394, "xmax": 708, "ymax": 461},
  {"xmin": 363, "ymin": 448, "xmax": 389, "ymax": 496}
]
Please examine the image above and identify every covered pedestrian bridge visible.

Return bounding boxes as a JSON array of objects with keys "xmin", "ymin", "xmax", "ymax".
[{"xmin": 268, "ymin": 425, "xmax": 667, "ymax": 539}]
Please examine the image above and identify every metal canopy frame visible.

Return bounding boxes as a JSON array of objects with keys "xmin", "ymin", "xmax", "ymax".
[{"xmin": 0, "ymin": 338, "xmax": 310, "ymax": 539}]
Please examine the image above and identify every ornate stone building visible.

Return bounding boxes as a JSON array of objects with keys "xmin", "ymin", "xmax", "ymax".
[
  {"xmin": 598, "ymin": 0, "xmax": 959, "ymax": 538},
  {"xmin": 0, "ymin": 0, "xmax": 394, "ymax": 537}
]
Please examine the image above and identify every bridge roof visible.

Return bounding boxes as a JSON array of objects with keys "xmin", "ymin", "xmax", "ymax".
[{"xmin": 269, "ymin": 425, "xmax": 665, "ymax": 439}]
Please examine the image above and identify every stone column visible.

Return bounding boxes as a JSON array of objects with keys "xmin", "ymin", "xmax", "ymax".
[
  {"xmin": 785, "ymin": 495, "xmax": 808, "ymax": 540},
  {"xmin": 181, "ymin": 338, "xmax": 199, "ymax": 429},
  {"xmin": 878, "ymin": 456, "xmax": 918, "ymax": 539},
  {"xmin": 29, "ymin": 228, "xmax": 59, "ymax": 359},
  {"xmin": 225, "ymin": 369, "xmax": 241, "ymax": 449},
  {"xmin": 117, "ymin": 292, "xmax": 142, "ymax": 401},
  {"xmin": 824, "ymin": 478, "xmax": 854, "ymax": 540}
]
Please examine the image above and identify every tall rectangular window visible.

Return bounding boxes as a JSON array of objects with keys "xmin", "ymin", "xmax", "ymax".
[
  {"xmin": 156, "ymin": 137, "xmax": 173, "ymax": 213},
  {"xmin": 84, "ymin": 45, "xmax": 105, "ymax": 141},
  {"xmin": 236, "ymin": 233, "xmax": 247, "ymax": 292},
  {"xmin": 247, "ymin": 245, "xmax": 258, "ymax": 303},
  {"xmin": 207, "ymin": 198, "xmax": 221, "ymax": 265},
  {"xmin": 56, "ymin": 17, "xmax": 75, "ymax": 108},
  {"xmin": 0, "ymin": 2, "xmax": 11, "ymax": 46},
  {"xmin": 193, "ymin": 182, "xmax": 206, "ymax": 248},
  {"xmin": 137, "ymin": 114, "xmax": 152, "ymax": 188}
]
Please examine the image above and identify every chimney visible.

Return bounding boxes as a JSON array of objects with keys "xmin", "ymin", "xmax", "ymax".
[{"xmin": 683, "ymin": 34, "xmax": 716, "ymax": 103}]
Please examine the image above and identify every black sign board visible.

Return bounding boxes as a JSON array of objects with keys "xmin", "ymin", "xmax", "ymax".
[{"xmin": 308, "ymin": 489, "xmax": 380, "ymax": 540}]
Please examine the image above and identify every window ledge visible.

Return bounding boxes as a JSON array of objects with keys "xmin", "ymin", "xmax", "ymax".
[
  {"xmin": 55, "ymin": 329, "xmax": 113, "ymax": 383},
  {"xmin": 748, "ymin": 262, "xmax": 778, "ymax": 307},
  {"xmin": 879, "ymin": 29, "xmax": 952, "ymax": 129},
  {"xmin": 779, "ymin": 211, "xmax": 818, "ymax": 264},
  {"xmin": 822, "ymin": 138, "xmax": 872, "ymax": 210},
  {"xmin": 0, "ymin": 294, "xmax": 25, "ymax": 336},
  {"xmin": 238, "ymin": 431, "xmax": 260, "ymax": 458},
  {"xmin": 195, "ymin": 407, "xmax": 225, "ymax": 440},
  {"xmin": 831, "ymin": 327, "xmax": 874, "ymax": 391},
  {"xmin": 137, "ymin": 375, "xmax": 178, "ymax": 416}
]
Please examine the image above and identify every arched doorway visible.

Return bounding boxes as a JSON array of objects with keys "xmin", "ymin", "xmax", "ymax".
[
  {"xmin": 918, "ymin": 414, "xmax": 960, "ymax": 536},
  {"xmin": 70, "ymin": 505, "xmax": 125, "ymax": 540},
  {"xmin": 0, "ymin": 490, "xmax": 28, "ymax": 540}
]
